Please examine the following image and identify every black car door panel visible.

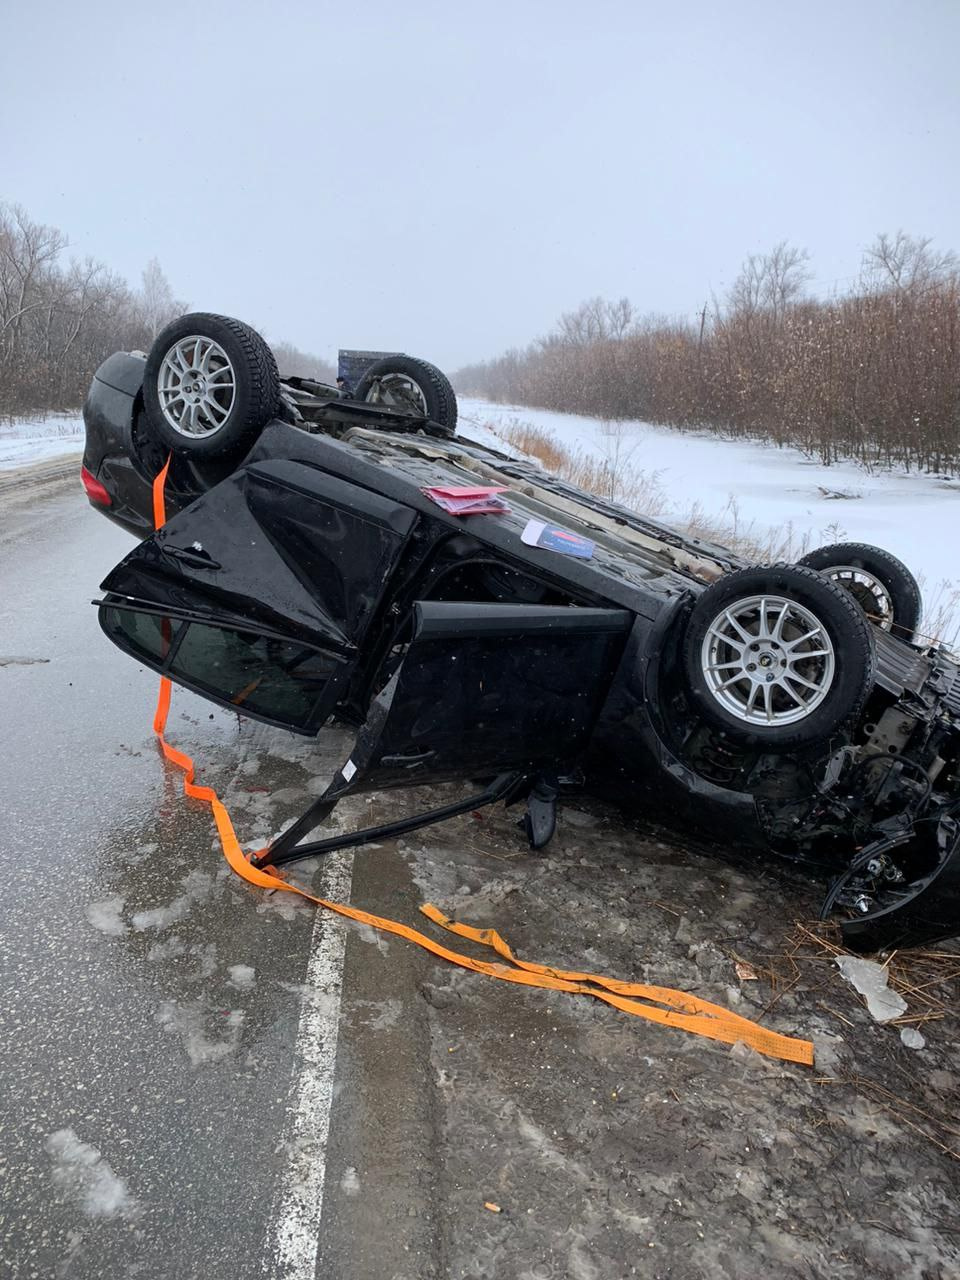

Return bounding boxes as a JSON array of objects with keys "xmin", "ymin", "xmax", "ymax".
[
  {"xmin": 100, "ymin": 461, "xmax": 418, "ymax": 652},
  {"xmin": 350, "ymin": 601, "xmax": 633, "ymax": 787}
]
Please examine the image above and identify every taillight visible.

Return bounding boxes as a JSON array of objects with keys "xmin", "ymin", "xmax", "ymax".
[{"xmin": 81, "ymin": 465, "xmax": 112, "ymax": 506}]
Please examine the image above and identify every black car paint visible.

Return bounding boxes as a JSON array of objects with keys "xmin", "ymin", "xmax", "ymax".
[
  {"xmin": 85, "ymin": 356, "xmax": 757, "ymax": 826},
  {"xmin": 82, "ymin": 353, "xmax": 960, "ymax": 950}
]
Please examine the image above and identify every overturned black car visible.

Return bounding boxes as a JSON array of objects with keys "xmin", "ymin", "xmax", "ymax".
[{"xmin": 81, "ymin": 313, "xmax": 960, "ymax": 952}]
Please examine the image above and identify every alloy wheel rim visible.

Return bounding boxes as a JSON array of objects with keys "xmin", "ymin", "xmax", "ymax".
[
  {"xmin": 157, "ymin": 335, "xmax": 237, "ymax": 438},
  {"xmin": 366, "ymin": 373, "xmax": 428, "ymax": 415},
  {"xmin": 700, "ymin": 594, "xmax": 836, "ymax": 726},
  {"xmin": 823, "ymin": 565, "xmax": 894, "ymax": 629}
]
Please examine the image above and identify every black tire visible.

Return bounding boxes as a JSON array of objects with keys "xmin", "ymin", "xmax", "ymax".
[
  {"xmin": 798, "ymin": 542, "xmax": 921, "ymax": 640},
  {"xmin": 354, "ymin": 355, "xmax": 458, "ymax": 435},
  {"xmin": 142, "ymin": 313, "xmax": 280, "ymax": 458},
  {"xmin": 682, "ymin": 563, "xmax": 875, "ymax": 749}
]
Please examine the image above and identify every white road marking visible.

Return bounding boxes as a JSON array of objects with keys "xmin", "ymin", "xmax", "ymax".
[{"xmin": 264, "ymin": 853, "xmax": 354, "ymax": 1279}]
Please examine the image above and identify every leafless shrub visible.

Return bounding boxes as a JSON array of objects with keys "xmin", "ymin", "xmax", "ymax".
[
  {"xmin": 492, "ymin": 418, "xmax": 668, "ymax": 513},
  {"xmin": 915, "ymin": 577, "xmax": 960, "ymax": 650},
  {"xmin": 455, "ymin": 235, "xmax": 960, "ymax": 476}
]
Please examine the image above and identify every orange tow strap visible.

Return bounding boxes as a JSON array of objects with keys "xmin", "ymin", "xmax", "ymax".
[{"xmin": 148, "ymin": 460, "xmax": 814, "ymax": 1067}]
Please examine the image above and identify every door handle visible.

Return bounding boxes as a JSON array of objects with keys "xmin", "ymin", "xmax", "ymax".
[
  {"xmin": 163, "ymin": 546, "xmax": 222, "ymax": 571},
  {"xmin": 378, "ymin": 748, "xmax": 437, "ymax": 768}
]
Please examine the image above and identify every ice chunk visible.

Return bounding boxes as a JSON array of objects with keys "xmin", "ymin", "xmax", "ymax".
[
  {"xmin": 132, "ymin": 870, "xmax": 214, "ymax": 931},
  {"xmin": 227, "ymin": 964, "xmax": 256, "ymax": 990},
  {"xmin": 835, "ymin": 956, "xmax": 908, "ymax": 1022},
  {"xmin": 85, "ymin": 896, "xmax": 128, "ymax": 936},
  {"xmin": 45, "ymin": 1129, "xmax": 137, "ymax": 1219}
]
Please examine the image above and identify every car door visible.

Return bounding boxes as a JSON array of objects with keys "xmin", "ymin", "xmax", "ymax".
[
  {"xmin": 97, "ymin": 458, "xmax": 418, "ymax": 733},
  {"xmin": 346, "ymin": 600, "xmax": 634, "ymax": 788}
]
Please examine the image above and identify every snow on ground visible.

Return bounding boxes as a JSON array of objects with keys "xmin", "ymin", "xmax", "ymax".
[
  {"xmin": 451, "ymin": 414, "xmax": 524, "ymax": 456},
  {"xmin": 459, "ymin": 397, "xmax": 960, "ymax": 637},
  {"xmin": 0, "ymin": 413, "xmax": 84, "ymax": 470}
]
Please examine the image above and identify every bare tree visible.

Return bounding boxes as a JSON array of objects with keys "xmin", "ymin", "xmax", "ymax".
[
  {"xmin": 0, "ymin": 204, "xmax": 68, "ymax": 347},
  {"xmin": 728, "ymin": 241, "xmax": 811, "ymax": 320},
  {"xmin": 555, "ymin": 296, "xmax": 635, "ymax": 344},
  {"xmin": 861, "ymin": 231, "xmax": 959, "ymax": 296},
  {"xmin": 0, "ymin": 203, "xmax": 188, "ymax": 415},
  {"xmin": 138, "ymin": 257, "xmax": 186, "ymax": 340},
  {"xmin": 604, "ymin": 296, "xmax": 635, "ymax": 339}
]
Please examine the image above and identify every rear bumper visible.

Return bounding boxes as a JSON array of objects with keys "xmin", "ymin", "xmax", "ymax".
[{"xmin": 82, "ymin": 353, "xmax": 156, "ymax": 538}]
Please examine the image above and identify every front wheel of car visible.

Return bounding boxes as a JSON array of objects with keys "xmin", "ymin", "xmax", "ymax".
[
  {"xmin": 682, "ymin": 564, "xmax": 876, "ymax": 749},
  {"xmin": 142, "ymin": 313, "xmax": 281, "ymax": 458},
  {"xmin": 797, "ymin": 542, "xmax": 922, "ymax": 641},
  {"xmin": 354, "ymin": 355, "xmax": 458, "ymax": 435}
]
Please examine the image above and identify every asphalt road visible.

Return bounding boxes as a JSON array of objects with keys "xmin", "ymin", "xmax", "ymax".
[
  {"xmin": 0, "ymin": 474, "xmax": 439, "ymax": 1279},
  {"xmin": 3, "ymin": 470, "xmax": 959, "ymax": 1280}
]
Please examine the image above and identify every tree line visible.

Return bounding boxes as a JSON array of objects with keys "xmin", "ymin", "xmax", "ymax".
[
  {"xmin": 454, "ymin": 233, "xmax": 960, "ymax": 474},
  {"xmin": 0, "ymin": 202, "xmax": 332, "ymax": 417}
]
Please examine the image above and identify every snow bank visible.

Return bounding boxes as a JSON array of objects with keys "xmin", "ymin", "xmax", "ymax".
[
  {"xmin": 0, "ymin": 413, "xmax": 83, "ymax": 471},
  {"xmin": 460, "ymin": 398, "xmax": 960, "ymax": 640}
]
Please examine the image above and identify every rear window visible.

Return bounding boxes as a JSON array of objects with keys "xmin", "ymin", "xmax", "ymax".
[{"xmin": 100, "ymin": 606, "xmax": 340, "ymax": 730}]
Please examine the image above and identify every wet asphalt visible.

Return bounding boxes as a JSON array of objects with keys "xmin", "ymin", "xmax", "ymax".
[{"xmin": 0, "ymin": 479, "xmax": 428, "ymax": 1279}]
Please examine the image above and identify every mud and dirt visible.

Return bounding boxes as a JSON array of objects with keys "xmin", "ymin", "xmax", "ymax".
[
  {"xmin": 85, "ymin": 730, "xmax": 959, "ymax": 1280},
  {"xmin": 330, "ymin": 791, "xmax": 960, "ymax": 1280}
]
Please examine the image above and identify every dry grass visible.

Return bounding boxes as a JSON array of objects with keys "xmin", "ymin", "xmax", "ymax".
[
  {"xmin": 495, "ymin": 417, "xmax": 669, "ymax": 515},
  {"xmin": 493, "ymin": 417, "xmax": 820, "ymax": 563},
  {"xmin": 493, "ymin": 420, "xmax": 570, "ymax": 474},
  {"xmin": 720, "ymin": 922, "xmax": 960, "ymax": 1157},
  {"xmin": 775, "ymin": 921, "xmax": 960, "ymax": 1027},
  {"xmin": 916, "ymin": 577, "xmax": 960, "ymax": 649},
  {"xmin": 757, "ymin": 922, "xmax": 960, "ymax": 1160},
  {"xmin": 819, "ymin": 1073, "xmax": 960, "ymax": 1160},
  {"xmin": 680, "ymin": 497, "xmax": 820, "ymax": 563}
]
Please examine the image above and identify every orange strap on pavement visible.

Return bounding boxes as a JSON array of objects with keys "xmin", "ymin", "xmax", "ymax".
[{"xmin": 148, "ymin": 463, "xmax": 814, "ymax": 1067}]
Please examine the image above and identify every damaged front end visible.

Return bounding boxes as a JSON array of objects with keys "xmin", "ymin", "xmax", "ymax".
[{"xmin": 768, "ymin": 631, "xmax": 960, "ymax": 950}]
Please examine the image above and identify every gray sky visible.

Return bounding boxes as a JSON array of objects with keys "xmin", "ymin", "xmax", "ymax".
[{"xmin": 2, "ymin": 0, "xmax": 958, "ymax": 370}]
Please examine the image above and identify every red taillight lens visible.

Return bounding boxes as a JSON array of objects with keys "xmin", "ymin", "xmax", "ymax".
[{"xmin": 80, "ymin": 465, "xmax": 112, "ymax": 506}]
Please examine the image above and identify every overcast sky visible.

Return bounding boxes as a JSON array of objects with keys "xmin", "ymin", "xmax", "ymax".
[{"xmin": 2, "ymin": 0, "xmax": 958, "ymax": 370}]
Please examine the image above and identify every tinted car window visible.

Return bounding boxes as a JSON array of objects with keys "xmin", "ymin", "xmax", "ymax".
[
  {"xmin": 169, "ymin": 624, "xmax": 338, "ymax": 727},
  {"xmin": 101, "ymin": 607, "xmax": 181, "ymax": 662},
  {"xmin": 100, "ymin": 606, "xmax": 340, "ymax": 730}
]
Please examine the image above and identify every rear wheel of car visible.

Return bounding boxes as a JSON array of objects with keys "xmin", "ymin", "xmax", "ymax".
[
  {"xmin": 798, "ymin": 542, "xmax": 921, "ymax": 640},
  {"xmin": 142, "ymin": 313, "xmax": 281, "ymax": 458},
  {"xmin": 682, "ymin": 564, "xmax": 875, "ymax": 749},
  {"xmin": 354, "ymin": 355, "xmax": 458, "ymax": 435}
]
